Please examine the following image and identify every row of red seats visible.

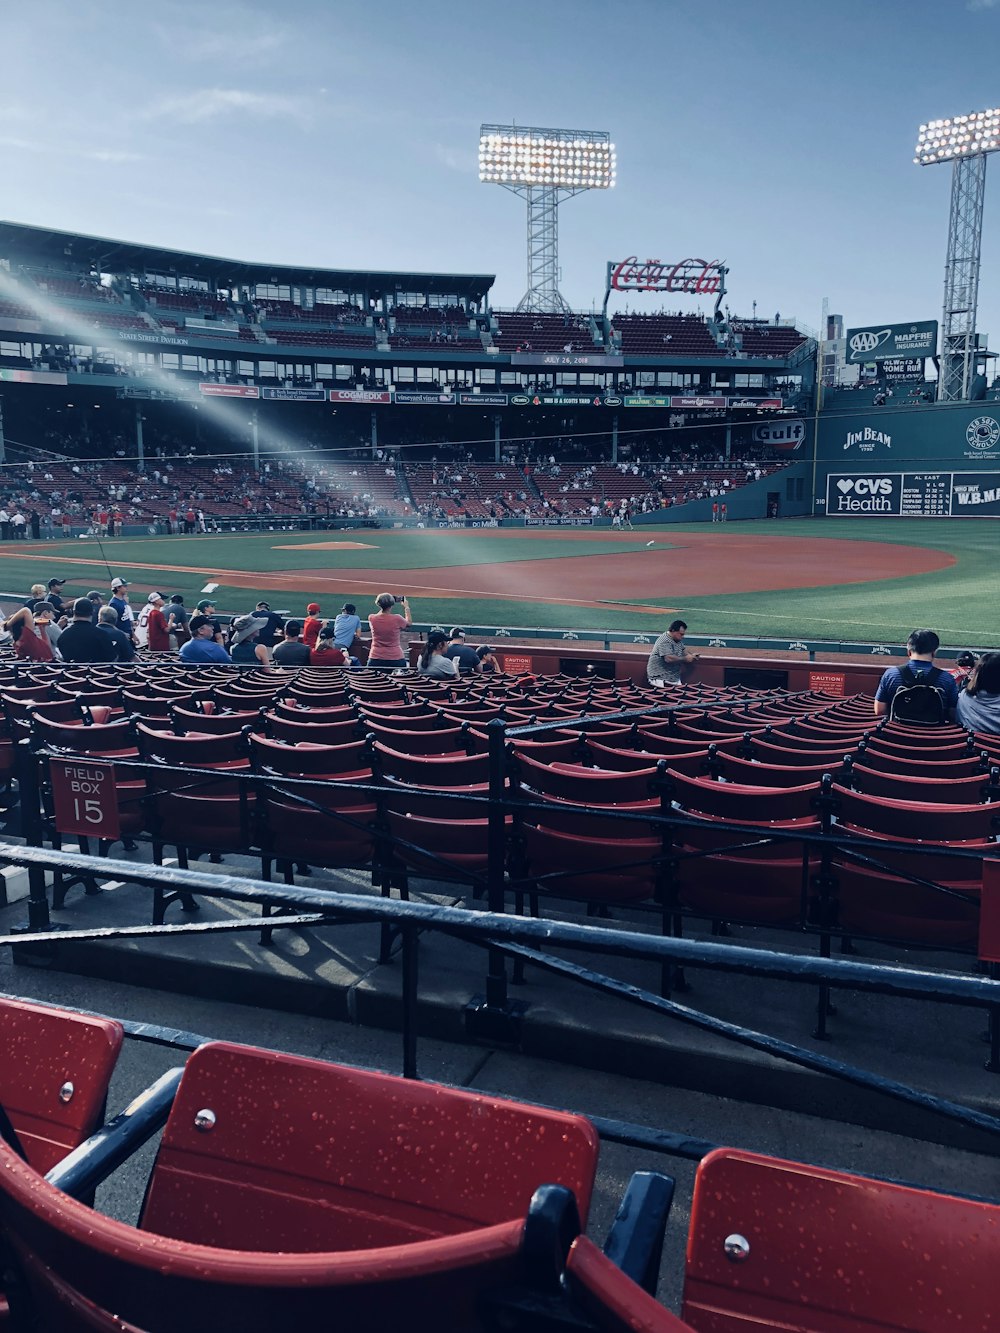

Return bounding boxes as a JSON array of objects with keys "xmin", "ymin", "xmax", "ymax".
[{"xmin": 0, "ymin": 993, "xmax": 996, "ymax": 1331}]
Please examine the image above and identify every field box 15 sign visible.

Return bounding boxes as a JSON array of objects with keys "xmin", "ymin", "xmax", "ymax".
[
  {"xmin": 845, "ymin": 321, "xmax": 937, "ymax": 364},
  {"xmin": 49, "ymin": 758, "xmax": 120, "ymax": 841}
]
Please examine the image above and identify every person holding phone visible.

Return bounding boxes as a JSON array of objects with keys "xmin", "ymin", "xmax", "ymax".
[{"xmin": 367, "ymin": 592, "xmax": 412, "ymax": 671}]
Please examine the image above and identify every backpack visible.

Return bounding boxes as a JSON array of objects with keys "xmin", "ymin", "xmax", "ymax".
[{"xmin": 889, "ymin": 665, "xmax": 946, "ymax": 726}]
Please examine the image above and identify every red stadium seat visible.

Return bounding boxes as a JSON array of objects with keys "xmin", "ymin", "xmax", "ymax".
[
  {"xmin": 682, "ymin": 1148, "xmax": 1000, "ymax": 1332},
  {"xmin": 0, "ymin": 1041, "xmax": 600, "ymax": 1332}
]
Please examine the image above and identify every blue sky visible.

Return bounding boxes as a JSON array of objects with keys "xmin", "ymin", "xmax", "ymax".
[{"xmin": 3, "ymin": 0, "xmax": 1000, "ymax": 340}]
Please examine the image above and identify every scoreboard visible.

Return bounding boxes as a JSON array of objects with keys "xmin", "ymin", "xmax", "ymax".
[{"xmin": 826, "ymin": 471, "xmax": 1000, "ymax": 517}]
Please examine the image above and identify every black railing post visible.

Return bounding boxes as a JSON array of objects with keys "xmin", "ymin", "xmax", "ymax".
[
  {"xmin": 401, "ymin": 924, "xmax": 419, "ymax": 1079},
  {"xmin": 465, "ymin": 718, "xmax": 527, "ymax": 1043},
  {"xmin": 14, "ymin": 739, "xmax": 50, "ymax": 934},
  {"xmin": 810, "ymin": 773, "xmax": 840, "ymax": 1040}
]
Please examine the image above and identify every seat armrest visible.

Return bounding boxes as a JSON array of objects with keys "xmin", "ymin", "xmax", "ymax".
[
  {"xmin": 602, "ymin": 1171, "xmax": 674, "ymax": 1295},
  {"xmin": 46, "ymin": 1067, "xmax": 184, "ymax": 1200}
]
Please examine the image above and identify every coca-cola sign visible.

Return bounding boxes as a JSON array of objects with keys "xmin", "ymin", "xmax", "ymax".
[{"xmin": 607, "ymin": 256, "xmax": 725, "ymax": 295}]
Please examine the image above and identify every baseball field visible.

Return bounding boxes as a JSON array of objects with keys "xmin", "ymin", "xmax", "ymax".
[{"xmin": 0, "ymin": 517, "xmax": 993, "ymax": 648}]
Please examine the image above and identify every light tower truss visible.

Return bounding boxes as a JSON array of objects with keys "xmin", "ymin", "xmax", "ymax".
[
  {"xmin": 915, "ymin": 109, "xmax": 1000, "ymax": 401},
  {"xmin": 479, "ymin": 124, "xmax": 615, "ymax": 314}
]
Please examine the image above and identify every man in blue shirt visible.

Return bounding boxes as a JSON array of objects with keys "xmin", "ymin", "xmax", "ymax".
[
  {"xmin": 444, "ymin": 628, "xmax": 481, "ymax": 673},
  {"xmin": 179, "ymin": 615, "xmax": 232, "ymax": 663},
  {"xmin": 873, "ymin": 628, "xmax": 958, "ymax": 722}
]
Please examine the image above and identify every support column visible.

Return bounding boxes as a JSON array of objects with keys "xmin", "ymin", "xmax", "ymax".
[
  {"xmin": 939, "ymin": 153, "xmax": 988, "ymax": 402},
  {"xmin": 0, "ymin": 398, "xmax": 6, "ymax": 465},
  {"xmin": 371, "ymin": 409, "xmax": 378, "ymax": 456},
  {"xmin": 134, "ymin": 405, "xmax": 145, "ymax": 472},
  {"xmin": 611, "ymin": 412, "xmax": 618, "ymax": 463},
  {"xmin": 250, "ymin": 412, "xmax": 260, "ymax": 471},
  {"xmin": 724, "ymin": 421, "xmax": 732, "ymax": 460},
  {"xmin": 494, "ymin": 414, "xmax": 501, "ymax": 463}
]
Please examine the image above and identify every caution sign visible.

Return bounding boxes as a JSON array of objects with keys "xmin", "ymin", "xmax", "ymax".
[
  {"xmin": 501, "ymin": 654, "xmax": 533, "ymax": 675},
  {"xmin": 809, "ymin": 670, "xmax": 846, "ymax": 697},
  {"xmin": 49, "ymin": 758, "xmax": 121, "ymax": 841}
]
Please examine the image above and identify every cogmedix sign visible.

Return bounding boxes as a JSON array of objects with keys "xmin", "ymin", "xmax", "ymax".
[{"xmin": 845, "ymin": 320, "xmax": 938, "ymax": 364}]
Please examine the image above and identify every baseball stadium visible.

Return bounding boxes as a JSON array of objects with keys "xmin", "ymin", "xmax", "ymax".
[{"xmin": 2, "ymin": 105, "xmax": 1000, "ymax": 1328}]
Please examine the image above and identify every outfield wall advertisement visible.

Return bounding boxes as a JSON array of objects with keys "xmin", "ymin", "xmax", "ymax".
[
  {"xmin": 816, "ymin": 405, "xmax": 1000, "ymax": 467},
  {"xmin": 825, "ymin": 471, "xmax": 1000, "ymax": 517}
]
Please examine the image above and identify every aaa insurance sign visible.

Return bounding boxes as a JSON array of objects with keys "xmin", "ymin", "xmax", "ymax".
[
  {"xmin": 845, "ymin": 320, "xmax": 937, "ymax": 364},
  {"xmin": 826, "ymin": 474, "xmax": 901, "ymax": 514}
]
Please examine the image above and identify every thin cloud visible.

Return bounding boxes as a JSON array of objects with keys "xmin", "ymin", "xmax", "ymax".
[
  {"xmin": 968, "ymin": 0, "xmax": 998, "ymax": 10},
  {"xmin": 144, "ymin": 88, "xmax": 315, "ymax": 125},
  {"xmin": 434, "ymin": 143, "xmax": 478, "ymax": 173},
  {"xmin": 152, "ymin": 15, "xmax": 291, "ymax": 65},
  {"xmin": 83, "ymin": 149, "xmax": 147, "ymax": 164},
  {"xmin": 0, "ymin": 137, "xmax": 146, "ymax": 164}
]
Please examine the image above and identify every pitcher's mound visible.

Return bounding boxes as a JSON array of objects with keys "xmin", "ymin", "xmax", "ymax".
[{"xmin": 271, "ymin": 541, "xmax": 377, "ymax": 551}]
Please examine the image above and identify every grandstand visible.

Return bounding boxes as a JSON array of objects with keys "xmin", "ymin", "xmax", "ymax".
[
  {"xmin": 0, "ymin": 220, "xmax": 815, "ymax": 532},
  {"xmin": 4, "ymin": 211, "xmax": 1000, "ymax": 1330}
]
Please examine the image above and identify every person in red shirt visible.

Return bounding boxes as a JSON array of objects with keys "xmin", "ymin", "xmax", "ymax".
[
  {"xmin": 145, "ymin": 592, "xmax": 171, "ymax": 652},
  {"xmin": 310, "ymin": 624, "xmax": 347, "ymax": 665},
  {"xmin": 4, "ymin": 604, "xmax": 56, "ymax": 661},
  {"xmin": 302, "ymin": 603, "xmax": 323, "ymax": 650}
]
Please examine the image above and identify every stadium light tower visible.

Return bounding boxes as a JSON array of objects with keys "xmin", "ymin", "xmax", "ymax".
[
  {"xmin": 915, "ymin": 108, "xmax": 1000, "ymax": 401},
  {"xmin": 479, "ymin": 124, "xmax": 615, "ymax": 314}
]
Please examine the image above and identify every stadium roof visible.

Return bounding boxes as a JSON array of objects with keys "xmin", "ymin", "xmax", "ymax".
[{"xmin": 0, "ymin": 221, "xmax": 495, "ymax": 299}]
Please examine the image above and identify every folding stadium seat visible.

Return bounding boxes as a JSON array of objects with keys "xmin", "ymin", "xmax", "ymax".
[
  {"xmin": 272, "ymin": 698, "xmax": 358, "ymax": 723},
  {"xmin": 135, "ymin": 724, "xmax": 255, "ymax": 915},
  {"xmin": 264, "ymin": 712, "xmax": 362, "ymax": 746},
  {"xmin": 828, "ymin": 783, "xmax": 997, "ymax": 946},
  {"xmin": 358, "ymin": 708, "xmax": 450, "ymax": 732},
  {"xmin": 848, "ymin": 760, "xmax": 994, "ymax": 805},
  {"xmin": 681, "ymin": 1147, "xmax": 1000, "ymax": 1332},
  {"xmin": 666, "ymin": 769, "xmax": 821, "ymax": 929},
  {"xmin": 0, "ymin": 995, "xmax": 123, "ymax": 1173},
  {"xmin": 170, "ymin": 704, "xmax": 265, "ymax": 736},
  {"xmin": 0, "ymin": 1040, "xmax": 606, "ymax": 1333},
  {"xmin": 853, "ymin": 745, "xmax": 989, "ymax": 781},
  {"xmin": 372, "ymin": 741, "xmax": 491, "ymax": 788},
  {"xmin": 587, "ymin": 738, "xmax": 707, "ymax": 776},
  {"xmin": 714, "ymin": 750, "xmax": 849, "ymax": 788},
  {"xmin": 363, "ymin": 720, "xmax": 477, "ymax": 755}
]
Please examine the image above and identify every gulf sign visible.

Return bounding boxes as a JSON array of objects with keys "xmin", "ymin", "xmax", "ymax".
[{"xmin": 752, "ymin": 419, "xmax": 806, "ymax": 450}]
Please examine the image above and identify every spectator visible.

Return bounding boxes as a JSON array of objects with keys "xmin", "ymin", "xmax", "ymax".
[
  {"xmin": 166, "ymin": 595, "xmax": 189, "ymax": 648},
  {"xmin": 109, "ymin": 578, "xmax": 135, "ymax": 639},
  {"xmin": 332, "ymin": 602, "xmax": 362, "ymax": 657},
  {"xmin": 179, "ymin": 615, "xmax": 232, "ymax": 663},
  {"xmin": 367, "ymin": 593, "xmax": 412, "ymax": 671},
  {"xmin": 145, "ymin": 593, "xmax": 171, "ymax": 652},
  {"xmin": 271, "ymin": 619, "xmax": 311, "ymax": 666},
  {"xmin": 253, "ymin": 600, "xmax": 283, "ymax": 649},
  {"xmin": 949, "ymin": 650, "xmax": 978, "ymax": 685},
  {"xmin": 310, "ymin": 624, "xmax": 347, "ymax": 666},
  {"xmin": 23, "ymin": 583, "xmax": 47, "ymax": 613},
  {"xmin": 416, "ymin": 629, "xmax": 459, "ymax": 679},
  {"xmin": 4, "ymin": 604, "xmax": 58, "ymax": 661},
  {"xmin": 873, "ymin": 629, "xmax": 958, "ymax": 722},
  {"xmin": 956, "ymin": 652, "xmax": 1000, "ymax": 733},
  {"xmin": 444, "ymin": 628, "xmax": 481, "ymax": 674},
  {"xmin": 86, "ymin": 590, "xmax": 104, "ymax": 624},
  {"xmin": 302, "ymin": 602, "xmax": 323, "ymax": 650},
  {"xmin": 647, "ymin": 618, "xmax": 700, "ymax": 688},
  {"xmin": 46, "ymin": 578, "xmax": 68, "ymax": 617},
  {"xmin": 229, "ymin": 613, "xmax": 270, "ymax": 666},
  {"xmin": 55, "ymin": 598, "xmax": 116, "ymax": 663},
  {"xmin": 97, "ymin": 607, "xmax": 135, "ymax": 662},
  {"xmin": 195, "ymin": 598, "xmax": 223, "ymax": 643},
  {"xmin": 476, "ymin": 644, "xmax": 499, "ymax": 673}
]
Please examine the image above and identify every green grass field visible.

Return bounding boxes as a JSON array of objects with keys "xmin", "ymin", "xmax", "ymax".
[{"xmin": 0, "ymin": 518, "xmax": 993, "ymax": 647}]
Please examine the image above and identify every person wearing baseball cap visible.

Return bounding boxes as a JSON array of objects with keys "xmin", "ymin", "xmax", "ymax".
[
  {"xmin": 196, "ymin": 598, "xmax": 223, "ymax": 644},
  {"xmin": 253, "ymin": 600, "xmax": 283, "ymax": 649},
  {"xmin": 56, "ymin": 598, "xmax": 116, "ymax": 663},
  {"xmin": 46, "ymin": 578, "xmax": 68, "ymax": 617},
  {"xmin": 303, "ymin": 602, "xmax": 323, "ymax": 650},
  {"xmin": 144, "ymin": 592, "xmax": 171, "ymax": 653},
  {"xmin": 179, "ymin": 615, "xmax": 231, "ymax": 664},
  {"xmin": 109, "ymin": 580, "xmax": 134, "ymax": 640},
  {"xmin": 444, "ymin": 627, "xmax": 481, "ymax": 674}
]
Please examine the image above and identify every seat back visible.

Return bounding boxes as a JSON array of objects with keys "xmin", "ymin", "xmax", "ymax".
[
  {"xmin": 141, "ymin": 1040, "xmax": 598, "ymax": 1252},
  {"xmin": 0, "ymin": 996, "xmax": 123, "ymax": 1172},
  {"xmin": 683, "ymin": 1148, "xmax": 1000, "ymax": 1332}
]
